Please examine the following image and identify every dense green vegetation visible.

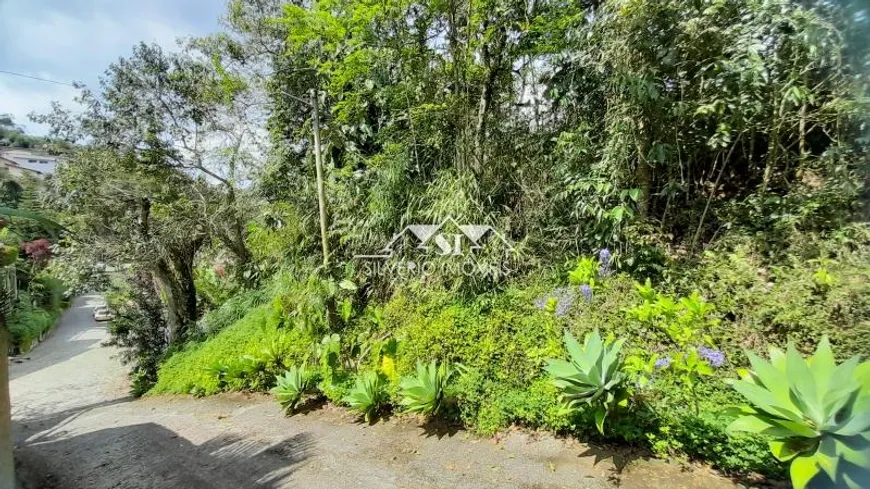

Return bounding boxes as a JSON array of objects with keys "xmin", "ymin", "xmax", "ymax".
[
  {"xmin": 0, "ymin": 173, "xmax": 68, "ymax": 352},
  {"xmin": 33, "ymin": 0, "xmax": 870, "ymax": 486},
  {"xmin": 0, "ymin": 115, "xmax": 47, "ymax": 149},
  {"xmin": 149, "ymin": 232, "xmax": 870, "ymax": 479}
]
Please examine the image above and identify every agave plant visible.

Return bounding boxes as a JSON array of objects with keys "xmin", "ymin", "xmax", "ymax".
[
  {"xmin": 345, "ymin": 370, "xmax": 388, "ymax": 422},
  {"xmin": 544, "ymin": 329, "xmax": 629, "ymax": 434},
  {"xmin": 399, "ymin": 360, "xmax": 456, "ymax": 416},
  {"xmin": 727, "ymin": 337, "xmax": 870, "ymax": 489},
  {"xmin": 270, "ymin": 365, "xmax": 310, "ymax": 414}
]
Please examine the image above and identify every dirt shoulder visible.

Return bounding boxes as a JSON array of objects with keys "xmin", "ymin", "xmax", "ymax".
[{"xmin": 10, "ymin": 296, "xmax": 749, "ymax": 489}]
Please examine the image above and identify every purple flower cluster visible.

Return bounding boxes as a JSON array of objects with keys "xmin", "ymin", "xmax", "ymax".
[
  {"xmin": 654, "ymin": 357, "xmax": 671, "ymax": 369},
  {"xmin": 579, "ymin": 284, "xmax": 593, "ymax": 302},
  {"xmin": 698, "ymin": 346, "xmax": 725, "ymax": 368},
  {"xmin": 534, "ymin": 287, "xmax": 579, "ymax": 316},
  {"xmin": 599, "ymin": 248, "xmax": 612, "ymax": 277}
]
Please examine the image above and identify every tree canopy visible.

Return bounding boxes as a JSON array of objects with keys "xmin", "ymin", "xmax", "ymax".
[{"xmin": 33, "ymin": 0, "xmax": 870, "ymax": 395}]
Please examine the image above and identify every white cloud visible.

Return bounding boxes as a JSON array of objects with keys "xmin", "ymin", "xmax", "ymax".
[
  {"xmin": 0, "ymin": 77, "xmax": 79, "ymax": 132},
  {"xmin": 0, "ymin": 0, "xmax": 222, "ymax": 135}
]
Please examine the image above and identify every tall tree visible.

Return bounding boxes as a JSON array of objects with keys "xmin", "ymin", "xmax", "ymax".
[
  {"xmin": 93, "ymin": 43, "xmax": 259, "ymax": 275},
  {"xmin": 46, "ymin": 146, "xmax": 206, "ymax": 342}
]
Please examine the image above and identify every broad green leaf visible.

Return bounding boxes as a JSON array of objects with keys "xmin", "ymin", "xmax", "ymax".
[
  {"xmin": 745, "ymin": 350, "xmax": 790, "ymax": 403},
  {"xmin": 816, "ymin": 437, "xmax": 841, "ymax": 481},
  {"xmin": 768, "ymin": 346, "xmax": 787, "ymax": 371},
  {"xmin": 855, "ymin": 362, "xmax": 870, "ymax": 389},
  {"xmin": 728, "ymin": 415, "xmax": 778, "ymax": 434},
  {"xmin": 790, "ymin": 454, "xmax": 821, "ymax": 489},
  {"xmin": 594, "ymin": 407, "xmax": 606, "ymax": 435},
  {"xmin": 835, "ymin": 407, "xmax": 870, "ymax": 437},
  {"xmin": 728, "ymin": 414, "xmax": 815, "ymax": 438},
  {"xmin": 564, "ymin": 331, "xmax": 585, "ymax": 366},
  {"xmin": 769, "ymin": 439, "xmax": 804, "ymax": 462},
  {"xmin": 786, "ymin": 344, "xmax": 823, "ymax": 425},
  {"xmin": 834, "ymin": 435, "xmax": 870, "ymax": 467},
  {"xmin": 810, "ymin": 336, "xmax": 836, "ymax": 393},
  {"xmin": 730, "ymin": 379, "xmax": 803, "ymax": 423}
]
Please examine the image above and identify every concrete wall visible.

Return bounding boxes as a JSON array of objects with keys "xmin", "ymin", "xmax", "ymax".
[{"xmin": 0, "ymin": 327, "xmax": 14, "ymax": 489}]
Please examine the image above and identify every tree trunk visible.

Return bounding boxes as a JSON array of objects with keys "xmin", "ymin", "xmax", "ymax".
[
  {"xmin": 763, "ymin": 94, "xmax": 783, "ymax": 191},
  {"xmin": 215, "ymin": 227, "xmax": 253, "ymax": 285},
  {"xmin": 635, "ymin": 139, "xmax": 651, "ymax": 218},
  {"xmin": 473, "ymin": 26, "xmax": 505, "ymax": 176},
  {"xmin": 222, "ymin": 187, "xmax": 253, "ymax": 272},
  {"xmin": 152, "ymin": 240, "xmax": 201, "ymax": 344},
  {"xmin": 310, "ymin": 89, "xmax": 330, "ymax": 269}
]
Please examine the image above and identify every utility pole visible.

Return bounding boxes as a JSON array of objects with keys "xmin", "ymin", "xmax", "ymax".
[{"xmin": 310, "ymin": 88, "xmax": 330, "ymax": 269}]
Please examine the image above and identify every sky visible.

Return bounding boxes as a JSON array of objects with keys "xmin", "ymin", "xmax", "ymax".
[{"xmin": 0, "ymin": 0, "xmax": 225, "ymax": 135}]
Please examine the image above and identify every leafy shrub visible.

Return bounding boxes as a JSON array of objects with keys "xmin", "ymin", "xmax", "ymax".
[
  {"xmin": 150, "ymin": 232, "xmax": 870, "ymax": 478},
  {"xmin": 624, "ymin": 281, "xmax": 724, "ymax": 412},
  {"xmin": 195, "ymin": 287, "xmax": 268, "ymax": 337},
  {"xmin": 345, "ymin": 370, "xmax": 388, "ymax": 422},
  {"xmin": 151, "ymin": 304, "xmax": 312, "ymax": 395},
  {"xmin": 6, "ymin": 291, "xmax": 57, "ymax": 351},
  {"xmin": 727, "ymin": 337, "xmax": 870, "ymax": 489},
  {"xmin": 383, "ymin": 283, "xmax": 566, "ymax": 391},
  {"xmin": 567, "ymin": 257, "xmax": 600, "ymax": 289},
  {"xmin": 683, "ymin": 238, "xmax": 870, "ymax": 361},
  {"xmin": 194, "ymin": 264, "xmax": 238, "ymax": 310},
  {"xmin": 245, "ymin": 203, "xmax": 316, "ymax": 279},
  {"xmin": 28, "ymin": 272, "xmax": 67, "ymax": 312},
  {"xmin": 316, "ymin": 372, "xmax": 354, "ymax": 405},
  {"xmin": 270, "ymin": 365, "xmax": 311, "ymax": 414},
  {"xmin": 0, "ymin": 243, "xmax": 17, "ymax": 265},
  {"xmin": 399, "ymin": 360, "xmax": 457, "ymax": 417},
  {"xmin": 105, "ymin": 275, "xmax": 170, "ymax": 396},
  {"xmin": 545, "ymin": 329, "xmax": 629, "ymax": 434},
  {"xmin": 21, "ymin": 238, "xmax": 51, "ymax": 263},
  {"xmin": 456, "ymin": 376, "xmax": 570, "ymax": 435},
  {"xmin": 635, "ymin": 378, "xmax": 784, "ymax": 476},
  {"xmin": 376, "ymin": 272, "xmax": 785, "ymax": 474}
]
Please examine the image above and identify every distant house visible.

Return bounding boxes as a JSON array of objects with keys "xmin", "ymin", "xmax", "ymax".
[
  {"xmin": 0, "ymin": 154, "xmax": 46, "ymax": 180},
  {"xmin": 0, "ymin": 149, "xmax": 58, "ymax": 179}
]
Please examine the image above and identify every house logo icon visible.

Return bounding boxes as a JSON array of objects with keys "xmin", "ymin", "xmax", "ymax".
[{"xmin": 355, "ymin": 216, "xmax": 515, "ymax": 259}]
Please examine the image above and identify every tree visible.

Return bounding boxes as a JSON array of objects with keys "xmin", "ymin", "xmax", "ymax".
[
  {"xmin": 47, "ymin": 146, "xmax": 206, "ymax": 343},
  {"xmin": 0, "ymin": 114, "xmax": 45, "ymax": 148},
  {"xmin": 35, "ymin": 41, "xmax": 270, "ymax": 340},
  {"xmin": 93, "ymin": 43, "xmax": 260, "ymax": 275},
  {"xmin": 223, "ymin": 0, "xmax": 868, "ymax": 275}
]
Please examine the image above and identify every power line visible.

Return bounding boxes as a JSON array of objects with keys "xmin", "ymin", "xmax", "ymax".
[{"xmin": 0, "ymin": 69, "xmax": 76, "ymax": 87}]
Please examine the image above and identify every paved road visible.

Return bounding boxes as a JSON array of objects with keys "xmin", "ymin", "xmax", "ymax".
[{"xmin": 10, "ymin": 296, "xmax": 741, "ymax": 489}]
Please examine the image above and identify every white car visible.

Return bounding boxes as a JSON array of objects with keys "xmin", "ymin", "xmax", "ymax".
[{"xmin": 93, "ymin": 306, "xmax": 115, "ymax": 321}]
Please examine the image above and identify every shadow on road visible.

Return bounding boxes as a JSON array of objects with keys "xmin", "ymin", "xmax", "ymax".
[
  {"xmin": 13, "ymin": 397, "xmax": 134, "ymax": 443},
  {"xmin": 16, "ymin": 422, "xmax": 314, "ymax": 489}
]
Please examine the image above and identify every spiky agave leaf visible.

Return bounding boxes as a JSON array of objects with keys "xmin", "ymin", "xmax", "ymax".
[
  {"xmin": 345, "ymin": 370, "xmax": 387, "ymax": 422},
  {"xmin": 727, "ymin": 337, "xmax": 870, "ymax": 489},
  {"xmin": 270, "ymin": 365, "xmax": 310, "ymax": 414},
  {"xmin": 544, "ymin": 329, "xmax": 628, "ymax": 434},
  {"xmin": 398, "ymin": 360, "xmax": 455, "ymax": 416}
]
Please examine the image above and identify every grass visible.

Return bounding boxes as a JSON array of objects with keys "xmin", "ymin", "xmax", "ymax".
[{"xmin": 151, "ymin": 304, "xmax": 310, "ymax": 395}]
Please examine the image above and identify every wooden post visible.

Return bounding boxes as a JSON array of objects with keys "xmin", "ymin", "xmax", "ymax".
[
  {"xmin": 311, "ymin": 88, "xmax": 330, "ymax": 269},
  {"xmin": 0, "ymin": 323, "xmax": 13, "ymax": 489}
]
